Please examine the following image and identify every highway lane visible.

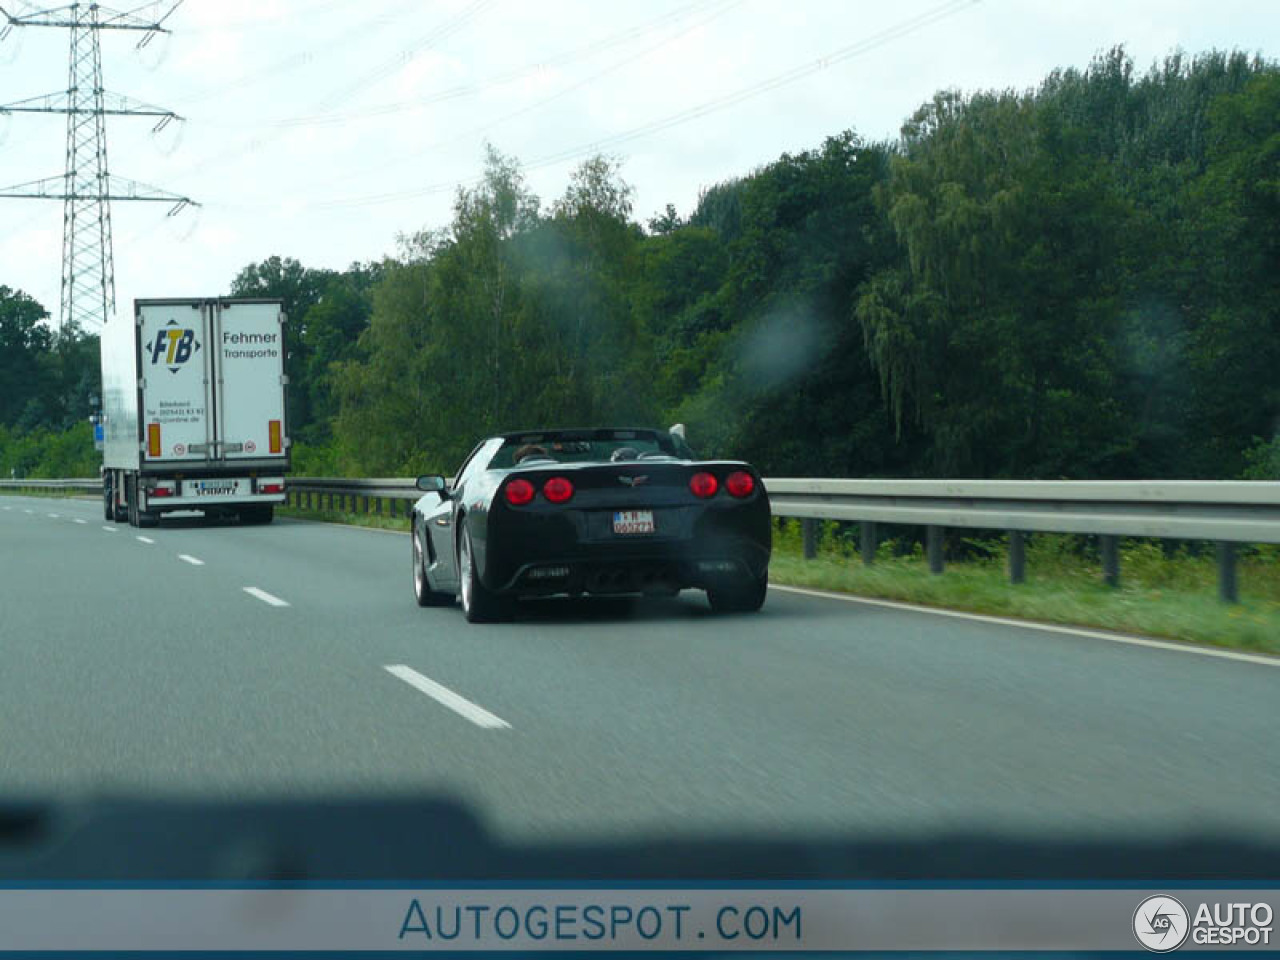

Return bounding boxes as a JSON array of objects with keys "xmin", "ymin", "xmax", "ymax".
[{"xmin": 2, "ymin": 493, "xmax": 1279, "ymax": 851}]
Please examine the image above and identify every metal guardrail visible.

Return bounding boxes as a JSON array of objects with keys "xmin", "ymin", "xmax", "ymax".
[{"xmin": 5, "ymin": 476, "xmax": 1278, "ymax": 603}]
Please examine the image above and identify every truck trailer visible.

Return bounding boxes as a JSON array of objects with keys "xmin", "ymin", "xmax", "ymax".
[{"xmin": 100, "ymin": 298, "xmax": 289, "ymax": 527}]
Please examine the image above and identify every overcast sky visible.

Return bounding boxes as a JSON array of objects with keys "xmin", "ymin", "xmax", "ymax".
[{"xmin": 1, "ymin": 0, "xmax": 1276, "ymax": 327}]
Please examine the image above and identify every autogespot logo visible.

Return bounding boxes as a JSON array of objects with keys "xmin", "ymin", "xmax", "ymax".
[{"xmin": 1134, "ymin": 895, "xmax": 1190, "ymax": 952}]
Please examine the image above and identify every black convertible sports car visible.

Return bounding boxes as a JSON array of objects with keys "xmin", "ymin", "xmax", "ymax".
[{"xmin": 410, "ymin": 427, "xmax": 771, "ymax": 622}]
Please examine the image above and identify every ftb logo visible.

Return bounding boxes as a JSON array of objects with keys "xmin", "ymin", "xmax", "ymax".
[
  {"xmin": 1134, "ymin": 896, "xmax": 1190, "ymax": 952},
  {"xmin": 150, "ymin": 319, "xmax": 202, "ymax": 373}
]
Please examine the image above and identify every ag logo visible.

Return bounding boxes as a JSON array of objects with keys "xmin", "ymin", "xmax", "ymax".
[
  {"xmin": 149, "ymin": 319, "xmax": 203, "ymax": 373},
  {"xmin": 1134, "ymin": 895, "xmax": 1190, "ymax": 952}
]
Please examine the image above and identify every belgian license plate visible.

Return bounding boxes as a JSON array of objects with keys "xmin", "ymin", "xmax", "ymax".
[{"xmin": 613, "ymin": 509, "xmax": 654, "ymax": 535}]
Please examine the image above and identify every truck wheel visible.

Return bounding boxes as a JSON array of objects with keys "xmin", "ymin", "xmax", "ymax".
[
  {"xmin": 240, "ymin": 505, "xmax": 274, "ymax": 525},
  {"xmin": 707, "ymin": 573, "xmax": 768, "ymax": 613},
  {"xmin": 459, "ymin": 521, "xmax": 510, "ymax": 623},
  {"xmin": 103, "ymin": 475, "xmax": 113, "ymax": 521},
  {"xmin": 412, "ymin": 520, "xmax": 454, "ymax": 608},
  {"xmin": 126, "ymin": 476, "xmax": 138, "ymax": 527}
]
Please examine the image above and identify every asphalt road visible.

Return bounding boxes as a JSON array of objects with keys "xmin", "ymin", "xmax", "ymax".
[{"xmin": 3, "ymin": 493, "xmax": 1279, "ymax": 852}]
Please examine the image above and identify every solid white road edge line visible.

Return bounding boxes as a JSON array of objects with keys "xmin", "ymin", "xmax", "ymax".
[
  {"xmin": 243, "ymin": 586, "xmax": 289, "ymax": 607},
  {"xmin": 384, "ymin": 665, "xmax": 511, "ymax": 730},
  {"xmin": 178, "ymin": 555, "xmax": 204, "ymax": 566},
  {"xmin": 768, "ymin": 584, "xmax": 1280, "ymax": 668},
  {"xmin": 135, "ymin": 536, "xmax": 155, "ymax": 544}
]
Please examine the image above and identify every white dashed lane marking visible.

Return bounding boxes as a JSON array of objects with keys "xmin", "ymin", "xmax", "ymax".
[
  {"xmin": 384, "ymin": 665, "xmax": 511, "ymax": 730},
  {"xmin": 243, "ymin": 587, "xmax": 289, "ymax": 607},
  {"xmin": 136, "ymin": 536, "xmax": 155, "ymax": 544},
  {"xmin": 178, "ymin": 555, "xmax": 204, "ymax": 566}
]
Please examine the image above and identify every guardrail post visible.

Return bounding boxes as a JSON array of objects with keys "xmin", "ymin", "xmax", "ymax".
[
  {"xmin": 362, "ymin": 495, "xmax": 369, "ymax": 514},
  {"xmin": 305, "ymin": 491, "xmax": 312, "ymax": 510},
  {"xmin": 860, "ymin": 522, "xmax": 877, "ymax": 565},
  {"xmin": 801, "ymin": 519, "xmax": 817, "ymax": 560},
  {"xmin": 1217, "ymin": 542, "xmax": 1238, "ymax": 604},
  {"xmin": 375, "ymin": 497, "xmax": 382, "ymax": 516},
  {"xmin": 927, "ymin": 526, "xmax": 944, "ymax": 575},
  {"xmin": 1100, "ymin": 535, "xmax": 1120, "ymax": 587},
  {"xmin": 1009, "ymin": 530, "xmax": 1026, "ymax": 584},
  {"xmin": 389, "ymin": 499, "xmax": 398, "ymax": 518}
]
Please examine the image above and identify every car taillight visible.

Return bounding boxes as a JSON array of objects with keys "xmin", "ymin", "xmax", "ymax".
[
  {"xmin": 260, "ymin": 483, "xmax": 285, "ymax": 494},
  {"xmin": 543, "ymin": 476, "xmax": 574, "ymax": 503},
  {"xmin": 504, "ymin": 478, "xmax": 535, "ymax": 506},
  {"xmin": 726, "ymin": 470, "xmax": 755, "ymax": 498},
  {"xmin": 689, "ymin": 472, "xmax": 718, "ymax": 498}
]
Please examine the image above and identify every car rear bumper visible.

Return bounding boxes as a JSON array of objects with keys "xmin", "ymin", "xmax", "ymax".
[{"xmin": 482, "ymin": 501, "xmax": 772, "ymax": 596}]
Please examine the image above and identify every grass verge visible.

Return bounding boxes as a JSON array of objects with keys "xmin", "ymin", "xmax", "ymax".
[
  {"xmin": 277, "ymin": 503, "xmax": 410, "ymax": 532},
  {"xmin": 769, "ymin": 522, "xmax": 1280, "ymax": 655}
]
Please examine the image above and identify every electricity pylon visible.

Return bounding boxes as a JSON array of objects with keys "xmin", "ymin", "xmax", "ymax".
[{"xmin": 0, "ymin": 2, "xmax": 195, "ymax": 332}]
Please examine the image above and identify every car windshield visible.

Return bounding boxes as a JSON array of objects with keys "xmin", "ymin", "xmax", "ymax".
[{"xmin": 490, "ymin": 431, "xmax": 683, "ymax": 469}]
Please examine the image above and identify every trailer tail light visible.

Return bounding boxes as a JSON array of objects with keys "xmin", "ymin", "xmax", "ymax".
[
  {"xmin": 268, "ymin": 420, "xmax": 283, "ymax": 454},
  {"xmin": 689, "ymin": 471, "xmax": 719, "ymax": 498},
  {"xmin": 725, "ymin": 470, "xmax": 755, "ymax": 498},
  {"xmin": 149, "ymin": 485, "xmax": 174, "ymax": 498},
  {"xmin": 542, "ymin": 476, "xmax": 574, "ymax": 503},
  {"xmin": 260, "ymin": 482, "xmax": 285, "ymax": 494},
  {"xmin": 147, "ymin": 423, "xmax": 161, "ymax": 458},
  {"xmin": 504, "ymin": 478, "xmax": 535, "ymax": 506}
]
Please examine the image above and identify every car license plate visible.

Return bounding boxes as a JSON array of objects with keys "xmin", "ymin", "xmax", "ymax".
[{"xmin": 613, "ymin": 509, "xmax": 654, "ymax": 535}]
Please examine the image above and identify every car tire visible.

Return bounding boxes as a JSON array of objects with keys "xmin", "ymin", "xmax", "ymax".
[
  {"xmin": 707, "ymin": 573, "xmax": 767, "ymax": 613},
  {"xmin": 412, "ymin": 520, "xmax": 454, "ymax": 608},
  {"xmin": 459, "ymin": 520, "xmax": 510, "ymax": 623}
]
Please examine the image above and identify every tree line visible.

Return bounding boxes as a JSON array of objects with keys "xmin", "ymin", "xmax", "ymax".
[{"xmin": 3, "ymin": 47, "xmax": 1278, "ymax": 481}]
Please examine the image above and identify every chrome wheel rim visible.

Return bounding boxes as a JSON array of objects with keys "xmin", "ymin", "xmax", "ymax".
[
  {"xmin": 460, "ymin": 532, "xmax": 473, "ymax": 613},
  {"xmin": 412, "ymin": 524, "xmax": 424, "ymax": 595}
]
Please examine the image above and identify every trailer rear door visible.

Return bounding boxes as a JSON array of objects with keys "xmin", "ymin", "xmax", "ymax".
[
  {"xmin": 137, "ymin": 300, "xmax": 214, "ymax": 463},
  {"xmin": 213, "ymin": 301, "xmax": 287, "ymax": 462}
]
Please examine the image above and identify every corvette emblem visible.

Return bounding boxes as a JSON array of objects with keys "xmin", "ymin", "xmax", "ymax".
[{"xmin": 618, "ymin": 475, "xmax": 649, "ymax": 487}]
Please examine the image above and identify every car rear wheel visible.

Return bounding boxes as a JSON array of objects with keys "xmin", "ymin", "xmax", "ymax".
[
  {"xmin": 459, "ymin": 521, "xmax": 510, "ymax": 623},
  {"xmin": 707, "ymin": 573, "xmax": 767, "ymax": 613},
  {"xmin": 412, "ymin": 520, "xmax": 454, "ymax": 608}
]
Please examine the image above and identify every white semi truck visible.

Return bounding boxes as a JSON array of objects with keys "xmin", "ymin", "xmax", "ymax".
[{"xmin": 100, "ymin": 298, "xmax": 289, "ymax": 527}]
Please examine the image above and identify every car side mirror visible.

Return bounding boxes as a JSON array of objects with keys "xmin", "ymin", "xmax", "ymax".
[{"xmin": 416, "ymin": 475, "xmax": 448, "ymax": 496}]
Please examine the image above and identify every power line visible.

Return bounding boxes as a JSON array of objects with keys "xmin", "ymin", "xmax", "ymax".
[
  {"xmin": 299, "ymin": 0, "xmax": 744, "ymax": 196},
  {"xmin": 271, "ymin": 0, "xmax": 720, "ymax": 129},
  {"xmin": 156, "ymin": 0, "xmax": 497, "ymax": 188},
  {"xmin": 310, "ymin": 0, "xmax": 979, "ymax": 212}
]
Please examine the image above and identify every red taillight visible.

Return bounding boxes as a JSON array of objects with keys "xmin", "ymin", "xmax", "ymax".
[
  {"xmin": 260, "ymin": 483, "xmax": 284, "ymax": 494},
  {"xmin": 504, "ymin": 478, "xmax": 535, "ymax": 506},
  {"xmin": 689, "ymin": 472, "xmax": 719, "ymax": 498},
  {"xmin": 149, "ymin": 486, "xmax": 173, "ymax": 498},
  {"xmin": 726, "ymin": 470, "xmax": 755, "ymax": 498},
  {"xmin": 543, "ymin": 476, "xmax": 574, "ymax": 504}
]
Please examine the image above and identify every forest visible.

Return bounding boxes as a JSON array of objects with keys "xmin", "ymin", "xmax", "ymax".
[{"xmin": 3, "ymin": 48, "xmax": 1278, "ymax": 482}]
